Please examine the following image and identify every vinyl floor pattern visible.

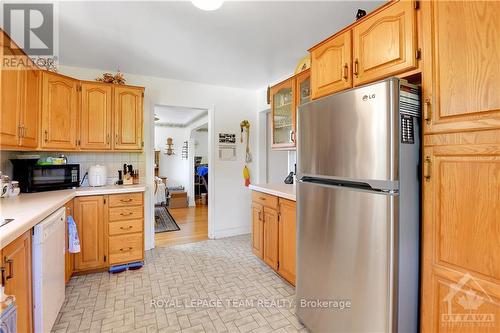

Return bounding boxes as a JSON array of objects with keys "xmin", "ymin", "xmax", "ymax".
[{"xmin": 52, "ymin": 235, "xmax": 307, "ymax": 333}]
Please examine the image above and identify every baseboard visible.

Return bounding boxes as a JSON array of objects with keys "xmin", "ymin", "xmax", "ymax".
[{"xmin": 212, "ymin": 226, "xmax": 251, "ymax": 239}]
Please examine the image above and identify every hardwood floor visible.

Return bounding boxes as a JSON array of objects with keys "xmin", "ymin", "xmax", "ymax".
[{"xmin": 154, "ymin": 204, "xmax": 208, "ymax": 247}]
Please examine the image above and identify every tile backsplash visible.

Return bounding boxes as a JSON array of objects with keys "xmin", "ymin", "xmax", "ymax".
[{"xmin": 0, "ymin": 151, "xmax": 145, "ymax": 186}]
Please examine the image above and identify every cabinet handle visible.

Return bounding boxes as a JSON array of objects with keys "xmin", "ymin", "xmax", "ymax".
[
  {"xmin": 23, "ymin": 126, "xmax": 27, "ymax": 138},
  {"xmin": 290, "ymin": 130, "xmax": 295, "ymax": 143},
  {"xmin": 120, "ymin": 198, "xmax": 133, "ymax": 203},
  {"xmin": 120, "ymin": 226, "xmax": 133, "ymax": 230},
  {"xmin": 343, "ymin": 63, "xmax": 349, "ymax": 81},
  {"xmin": 258, "ymin": 211, "xmax": 262, "ymax": 221},
  {"xmin": 354, "ymin": 59, "xmax": 359, "ymax": 77},
  {"xmin": 120, "ymin": 212, "xmax": 133, "ymax": 216},
  {"xmin": 424, "ymin": 98, "xmax": 432, "ymax": 123},
  {"xmin": 107, "ymin": 134, "xmax": 110, "ymax": 145},
  {"xmin": 115, "ymin": 134, "xmax": 119, "ymax": 144},
  {"xmin": 44, "ymin": 130, "xmax": 48, "ymax": 142},
  {"xmin": 119, "ymin": 247, "xmax": 133, "ymax": 252},
  {"xmin": 259, "ymin": 197, "xmax": 266, "ymax": 201},
  {"xmin": 424, "ymin": 156, "xmax": 432, "ymax": 181},
  {"xmin": 5, "ymin": 259, "xmax": 13, "ymax": 280},
  {"xmin": 18, "ymin": 125, "xmax": 23, "ymax": 138}
]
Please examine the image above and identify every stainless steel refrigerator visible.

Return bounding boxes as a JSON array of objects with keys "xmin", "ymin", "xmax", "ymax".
[{"xmin": 296, "ymin": 78, "xmax": 420, "ymax": 333}]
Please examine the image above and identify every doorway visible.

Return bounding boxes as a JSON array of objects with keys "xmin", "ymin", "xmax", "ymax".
[{"xmin": 152, "ymin": 105, "xmax": 210, "ymax": 246}]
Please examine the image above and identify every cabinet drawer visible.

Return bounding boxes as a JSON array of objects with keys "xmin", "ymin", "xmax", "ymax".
[
  {"xmin": 252, "ymin": 191, "xmax": 278, "ymax": 209},
  {"xmin": 108, "ymin": 219, "xmax": 143, "ymax": 236},
  {"xmin": 108, "ymin": 193, "xmax": 143, "ymax": 207},
  {"xmin": 109, "ymin": 206, "xmax": 143, "ymax": 221},
  {"xmin": 108, "ymin": 233, "xmax": 143, "ymax": 264}
]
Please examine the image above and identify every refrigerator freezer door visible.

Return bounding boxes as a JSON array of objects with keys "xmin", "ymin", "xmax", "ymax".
[
  {"xmin": 298, "ymin": 78, "xmax": 399, "ymax": 189},
  {"xmin": 296, "ymin": 180, "xmax": 398, "ymax": 333}
]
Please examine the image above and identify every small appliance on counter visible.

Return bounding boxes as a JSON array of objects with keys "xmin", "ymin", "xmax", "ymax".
[
  {"xmin": 10, "ymin": 159, "xmax": 79, "ymax": 193},
  {"xmin": 88, "ymin": 165, "xmax": 107, "ymax": 187}
]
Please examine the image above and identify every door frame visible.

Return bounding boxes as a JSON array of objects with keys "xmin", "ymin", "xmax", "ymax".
[{"xmin": 148, "ymin": 104, "xmax": 215, "ymax": 246}]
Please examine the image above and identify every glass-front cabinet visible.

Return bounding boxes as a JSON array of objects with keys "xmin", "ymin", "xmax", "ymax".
[{"xmin": 270, "ymin": 69, "xmax": 310, "ymax": 150}]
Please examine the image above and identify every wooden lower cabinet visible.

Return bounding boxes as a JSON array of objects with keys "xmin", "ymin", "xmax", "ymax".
[
  {"xmin": 278, "ymin": 199, "xmax": 296, "ymax": 285},
  {"xmin": 262, "ymin": 207, "xmax": 279, "ymax": 270},
  {"xmin": 1, "ymin": 231, "xmax": 33, "ymax": 333},
  {"xmin": 251, "ymin": 203, "xmax": 264, "ymax": 258},
  {"xmin": 420, "ymin": 130, "xmax": 500, "ymax": 332},
  {"xmin": 251, "ymin": 191, "xmax": 296, "ymax": 285},
  {"xmin": 73, "ymin": 195, "xmax": 106, "ymax": 271},
  {"xmin": 71, "ymin": 193, "xmax": 145, "ymax": 273}
]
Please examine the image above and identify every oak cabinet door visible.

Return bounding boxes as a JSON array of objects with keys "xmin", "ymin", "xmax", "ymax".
[
  {"xmin": 353, "ymin": 0, "xmax": 417, "ymax": 86},
  {"xmin": 263, "ymin": 206, "xmax": 279, "ymax": 270},
  {"xmin": 270, "ymin": 78, "xmax": 296, "ymax": 149},
  {"xmin": 73, "ymin": 196, "xmax": 106, "ymax": 271},
  {"xmin": 422, "ymin": 0, "xmax": 500, "ymax": 134},
  {"xmin": 80, "ymin": 82, "xmax": 112, "ymax": 150},
  {"xmin": 2, "ymin": 231, "xmax": 33, "ymax": 333},
  {"xmin": 310, "ymin": 30, "xmax": 352, "ymax": 99},
  {"xmin": 113, "ymin": 86, "xmax": 143, "ymax": 150},
  {"xmin": 0, "ymin": 68, "xmax": 23, "ymax": 147},
  {"xmin": 20, "ymin": 69, "xmax": 40, "ymax": 149},
  {"xmin": 251, "ymin": 203, "xmax": 264, "ymax": 259},
  {"xmin": 278, "ymin": 199, "xmax": 296, "ymax": 285},
  {"xmin": 41, "ymin": 72, "xmax": 79, "ymax": 150},
  {"xmin": 420, "ymin": 139, "xmax": 500, "ymax": 332}
]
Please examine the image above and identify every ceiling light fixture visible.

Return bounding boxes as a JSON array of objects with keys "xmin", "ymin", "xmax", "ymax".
[{"xmin": 191, "ymin": 0, "xmax": 224, "ymax": 11}]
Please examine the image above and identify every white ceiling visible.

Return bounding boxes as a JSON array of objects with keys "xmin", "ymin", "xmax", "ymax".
[
  {"xmin": 58, "ymin": 1, "xmax": 383, "ymax": 89},
  {"xmin": 155, "ymin": 105, "xmax": 207, "ymax": 126}
]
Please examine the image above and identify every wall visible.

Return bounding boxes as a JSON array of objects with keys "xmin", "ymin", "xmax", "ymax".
[
  {"xmin": 193, "ymin": 130, "xmax": 208, "ymax": 159},
  {"xmin": 0, "ymin": 151, "xmax": 144, "ymax": 185},
  {"xmin": 59, "ymin": 65, "xmax": 259, "ymax": 247},
  {"xmin": 154, "ymin": 126, "xmax": 190, "ymax": 189}
]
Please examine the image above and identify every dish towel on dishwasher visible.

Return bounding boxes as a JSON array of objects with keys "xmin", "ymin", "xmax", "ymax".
[{"xmin": 67, "ymin": 215, "xmax": 81, "ymax": 253}]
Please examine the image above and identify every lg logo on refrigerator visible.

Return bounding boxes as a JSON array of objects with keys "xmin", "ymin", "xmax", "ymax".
[{"xmin": 362, "ymin": 94, "xmax": 376, "ymax": 101}]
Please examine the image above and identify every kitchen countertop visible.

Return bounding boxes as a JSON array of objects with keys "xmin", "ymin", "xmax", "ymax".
[
  {"xmin": 0, "ymin": 184, "xmax": 146, "ymax": 249},
  {"xmin": 249, "ymin": 183, "xmax": 296, "ymax": 201}
]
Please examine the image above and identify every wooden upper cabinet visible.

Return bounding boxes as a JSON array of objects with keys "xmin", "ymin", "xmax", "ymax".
[
  {"xmin": 80, "ymin": 82, "xmax": 112, "ymax": 150},
  {"xmin": 41, "ymin": 72, "xmax": 79, "ymax": 150},
  {"xmin": 310, "ymin": 30, "xmax": 352, "ymax": 99},
  {"xmin": 113, "ymin": 86, "xmax": 143, "ymax": 150},
  {"xmin": 2, "ymin": 231, "xmax": 33, "ymax": 333},
  {"xmin": 20, "ymin": 69, "xmax": 41, "ymax": 148},
  {"xmin": 295, "ymin": 69, "xmax": 311, "ymax": 107},
  {"xmin": 278, "ymin": 199, "xmax": 296, "ymax": 286},
  {"xmin": 0, "ymin": 69, "xmax": 23, "ymax": 147},
  {"xmin": 422, "ymin": 0, "xmax": 500, "ymax": 134},
  {"xmin": 420, "ymin": 134, "xmax": 500, "ymax": 332},
  {"xmin": 73, "ymin": 195, "xmax": 106, "ymax": 271},
  {"xmin": 353, "ymin": 0, "xmax": 417, "ymax": 86},
  {"xmin": 271, "ymin": 78, "xmax": 296, "ymax": 149},
  {"xmin": 263, "ymin": 206, "xmax": 279, "ymax": 270}
]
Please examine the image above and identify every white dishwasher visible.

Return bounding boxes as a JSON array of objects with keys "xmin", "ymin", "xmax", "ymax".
[{"xmin": 32, "ymin": 207, "xmax": 66, "ymax": 333}]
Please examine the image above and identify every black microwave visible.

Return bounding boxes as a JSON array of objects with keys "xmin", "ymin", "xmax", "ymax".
[{"xmin": 11, "ymin": 160, "xmax": 80, "ymax": 193}]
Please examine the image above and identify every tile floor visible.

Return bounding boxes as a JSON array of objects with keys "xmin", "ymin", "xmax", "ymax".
[{"xmin": 52, "ymin": 235, "xmax": 307, "ymax": 333}]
